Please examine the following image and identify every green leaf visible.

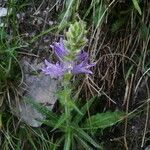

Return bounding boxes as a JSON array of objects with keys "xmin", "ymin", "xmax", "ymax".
[
  {"xmin": 69, "ymin": 100, "xmax": 83, "ymax": 115},
  {"xmin": 63, "ymin": 128, "xmax": 72, "ymax": 150},
  {"xmin": 73, "ymin": 97, "xmax": 96, "ymax": 124},
  {"xmin": 83, "ymin": 111, "xmax": 125, "ymax": 130},
  {"xmin": 75, "ymin": 128, "xmax": 101, "ymax": 148},
  {"xmin": 51, "ymin": 114, "xmax": 67, "ymax": 131},
  {"xmin": 132, "ymin": 0, "xmax": 142, "ymax": 15},
  {"xmin": 75, "ymin": 135, "xmax": 95, "ymax": 150}
]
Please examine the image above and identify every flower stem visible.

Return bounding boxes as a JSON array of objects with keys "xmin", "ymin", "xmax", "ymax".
[{"xmin": 63, "ymin": 74, "xmax": 72, "ymax": 150}]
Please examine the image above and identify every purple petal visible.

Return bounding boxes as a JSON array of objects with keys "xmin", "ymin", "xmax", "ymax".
[
  {"xmin": 72, "ymin": 61, "xmax": 95, "ymax": 75},
  {"xmin": 51, "ymin": 38, "xmax": 68, "ymax": 61},
  {"xmin": 41, "ymin": 59, "xmax": 64, "ymax": 78},
  {"xmin": 44, "ymin": 59, "xmax": 52, "ymax": 67},
  {"xmin": 76, "ymin": 50, "xmax": 88, "ymax": 62}
]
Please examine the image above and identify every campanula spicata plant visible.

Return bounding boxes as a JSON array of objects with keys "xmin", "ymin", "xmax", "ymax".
[
  {"xmin": 41, "ymin": 21, "xmax": 97, "ymax": 149},
  {"xmin": 40, "ymin": 21, "xmax": 124, "ymax": 150}
]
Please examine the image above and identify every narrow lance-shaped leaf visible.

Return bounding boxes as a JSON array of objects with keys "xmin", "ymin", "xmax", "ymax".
[
  {"xmin": 51, "ymin": 114, "xmax": 68, "ymax": 132},
  {"xmin": 83, "ymin": 111, "xmax": 125, "ymax": 130},
  {"xmin": 73, "ymin": 96, "xmax": 96, "ymax": 124},
  {"xmin": 74, "ymin": 128, "xmax": 101, "ymax": 148},
  {"xmin": 75, "ymin": 135, "xmax": 95, "ymax": 150}
]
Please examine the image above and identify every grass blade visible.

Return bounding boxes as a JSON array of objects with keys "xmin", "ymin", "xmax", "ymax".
[
  {"xmin": 58, "ymin": 0, "xmax": 75, "ymax": 30},
  {"xmin": 132, "ymin": 0, "xmax": 142, "ymax": 15}
]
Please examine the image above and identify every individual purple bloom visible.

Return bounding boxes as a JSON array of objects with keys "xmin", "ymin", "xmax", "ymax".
[
  {"xmin": 72, "ymin": 61, "xmax": 96, "ymax": 74},
  {"xmin": 76, "ymin": 50, "xmax": 89, "ymax": 62},
  {"xmin": 73, "ymin": 50, "xmax": 95, "ymax": 74},
  {"xmin": 41, "ymin": 60, "xmax": 65, "ymax": 78},
  {"xmin": 50, "ymin": 38, "xmax": 68, "ymax": 61}
]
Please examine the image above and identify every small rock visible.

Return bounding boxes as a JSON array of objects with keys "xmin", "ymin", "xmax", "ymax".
[
  {"xmin": 0, "ymin": 7, "xmax": 12, "ymax": 27},
  {"xmin": 48, "ymin": 20, "xmax": 54, "ymax": 25},
  {"xmin": 0, "ymin": 7, "xmax": 8, "ymax": 17},
  {"xmin": 12, "ymin": 57, "xmax": 59, "ymax": 127}
]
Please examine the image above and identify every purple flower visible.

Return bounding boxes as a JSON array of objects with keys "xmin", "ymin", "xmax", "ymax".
[
  {"xmin": 41, "ymin": 60, "xmax": 65, "ymax": 78},
  {"xmin": 50, "ymin": 38, "xmax": 68, "ymax": 61},
  {"xmin": 42, "ymin": 38, "xmax": 95, "ymax": 78},
  {"xmin": 73, "ymin": 50, "xmax": 95, "ymax": 74},
  {"xmin": 72, "ymin": 61, "xmax": 95, "ymax": 74},
  {"xmin": 76, "ymin": 50, "xmax": 88, "ymax": 62}
]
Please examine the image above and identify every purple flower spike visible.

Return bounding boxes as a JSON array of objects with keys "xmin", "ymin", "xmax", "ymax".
[
  {"xmin": 51, "ymin": 38, "xmax": 68, "ymax": 61},
  {"xmin": 41, "ymin": 60, "xmax": 64, "ymax": 78},
  {"xmin": 72, "ymin": 61, "xmax": 96, "ymax": 75}
]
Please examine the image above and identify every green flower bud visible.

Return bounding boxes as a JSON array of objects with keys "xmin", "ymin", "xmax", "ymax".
[{"xmin": 64, "ymin": 21, "xmax": 88, "ymax": 52}]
